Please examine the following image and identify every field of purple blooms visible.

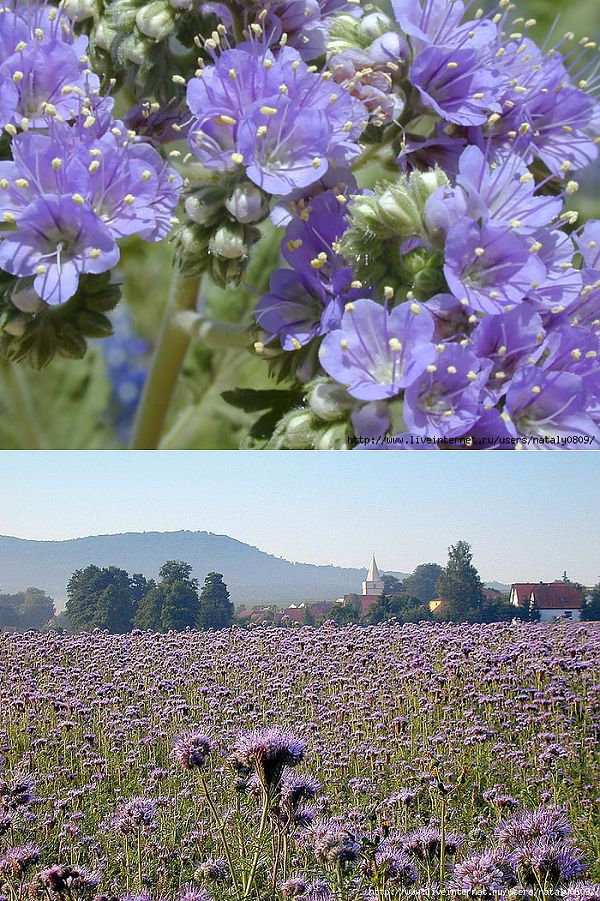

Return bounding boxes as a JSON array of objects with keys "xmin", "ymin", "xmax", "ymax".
[{"xmin": 1, "ymin": 621, "xmax": 599, "ymax": 900}]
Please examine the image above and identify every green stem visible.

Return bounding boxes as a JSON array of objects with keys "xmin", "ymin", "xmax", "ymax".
[
  {"xmin": 198, "ymin": 774, "xmax": 241, "ymax": 896},
  {"xmin": 0, "ymin": 359, "xmax": 48, "ymax": 449},
  {"xmin": 174, "ymin": 311, "xmax": 250, "ymax": 349},
  {"xmin": 243, "ymin": 795, "xmax": 270, "ymax": 898},
  {"xmin": 130, "ymin": 266, "xmax": 202, "ymax": 450}
]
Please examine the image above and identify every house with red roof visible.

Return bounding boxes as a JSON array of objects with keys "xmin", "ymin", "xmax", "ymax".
[{"xmin": 510, "ymin": 579, "xmax": 584, "ymax": 621}]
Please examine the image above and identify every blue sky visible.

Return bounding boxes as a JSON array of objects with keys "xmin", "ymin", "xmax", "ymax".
[{"xmin": 2, "ymin": 452, "xmax": 598, "ymax": 584}]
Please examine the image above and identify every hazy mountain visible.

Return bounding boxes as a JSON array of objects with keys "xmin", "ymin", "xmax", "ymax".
[{"xmin": 0, "ymin": 531, "xmax": 509, "ymax": 608}]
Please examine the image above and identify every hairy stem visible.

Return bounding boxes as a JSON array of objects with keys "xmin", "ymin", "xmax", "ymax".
[{"xmin": 130, "ymin": 266, "xmax": 202, "ymax": 450}]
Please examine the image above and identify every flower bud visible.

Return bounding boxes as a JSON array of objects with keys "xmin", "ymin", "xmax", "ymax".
[
  {"xmin": 307, "ymin": 379, "xmax": 355, "ymax": 422},
  {"xmin": 327, "ymin": 14, "xmax": 363, "ymax": 53},
  {"xmin": 209, "ymin": 224, "xmax": 246, "ymax": 260},
  {"xmin": 283, "ymin": 410, "xmax": 321, "ymax": 449},
  {"xmin": 61, "ymin": 0, "xmax": 98, "ymax": 21},
  {"xmin": 120, "ymin": 33, "xmax": 153, "ymax": 65},
  {"xmin": 3, "ymin": 313, "xmax": 28, "ymax": 337},
  {"xmin": 369, "ymin": 32, "xmax": 410, "ymax": 67},
  {"xmin": 225, "ymin": 184, "xmax": 268, "ymax": 225},
  {"xmin": 184, "ymin": 192, "xmax": 223, "ymax": 226},
  {"xmin": 93, "ymin": 19, "xmax": 117, "ymax": 51},
  {"xmin": 359, "ymin": 11, "xmax": 394, "ymax": 41},
  {"xmin": 135, "ymin": 1, "xmax": 174, "ymax": 40},
  {"xmin": 11, "ymin": 285, "xmax": 42, "ymax": 314},
  {"xmin": 315, "ymin": 422, "xmax": 350, "ymax": 450}
]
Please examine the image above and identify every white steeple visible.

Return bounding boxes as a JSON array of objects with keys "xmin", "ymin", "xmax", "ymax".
[{"xmin": 362, "ymin": 554, "xmax": 384, "ymax": 597}]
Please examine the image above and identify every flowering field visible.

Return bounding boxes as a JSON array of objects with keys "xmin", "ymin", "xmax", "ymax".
[{"xmin": 1, "ymin": 622, "xmax": 599, "ymax": 900}]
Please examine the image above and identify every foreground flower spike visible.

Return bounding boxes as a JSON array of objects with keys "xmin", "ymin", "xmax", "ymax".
[
  {"xmin": 0, "ymin": 0, "xmax": 598, "ymax": 449},
  {"xmin": 229, "ymin": 727, "xmax": 306, "ymax": 792},
  {"xmin": 173, "ymin": 731, "xmax": 212, "ymax": 771}
]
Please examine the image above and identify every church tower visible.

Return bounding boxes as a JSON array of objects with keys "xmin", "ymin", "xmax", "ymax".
[{"xmin": 361, "ymin": 555, "xmax": 384, "ymax": 614}]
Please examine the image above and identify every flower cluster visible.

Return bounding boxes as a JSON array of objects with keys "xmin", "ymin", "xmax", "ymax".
[
  {"xmin": 257, "ymin": 143, "xmax": 600, "ymax": 449},
  {"xmin": 0, "ymin": 0, "xmax": 180, "ymax": 366},
  {"xmin": 0, "ymin": 0, "xmax": 598, "ymax": 449}
]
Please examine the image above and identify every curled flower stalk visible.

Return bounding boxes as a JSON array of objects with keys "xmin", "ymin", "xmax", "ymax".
[{"xmin": 0, "ymin": 0, "xmax": 599, "ymax": 448}]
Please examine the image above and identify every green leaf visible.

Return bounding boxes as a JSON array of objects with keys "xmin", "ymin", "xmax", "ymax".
[{"xmin": 221, "ymin": 387, "xmax": 302, "ymax": 413}]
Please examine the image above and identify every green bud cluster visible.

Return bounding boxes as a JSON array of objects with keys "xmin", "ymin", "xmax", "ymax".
[
  {"xmin": 266, "ymin": 378, "xmax": 357, "ymax": 449},
  {"xmin": 327, "ymin": 9, "xmax": 395, "ymax": 54},
  {"xmin": 176, "ymin": 179, "xmax": 270, "ymax": 288},
  {"xmin": 268, "ymin": 407, "xmax": 350, "ymax": 450},
  {"xmin": 339, "ymin": 169, "xmax": 449, "ymax": 299},
  {"xmin": 0, "ymin": 272, "xmax": 120, "ymax": 369},
  {"xmin": 97, "ymin": 0, "xmax": 218, "ymax": 99}
]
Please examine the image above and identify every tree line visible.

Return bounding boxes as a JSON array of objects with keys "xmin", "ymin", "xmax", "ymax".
[
  {"xmin": 0, "ymin": 588, "xmax": 55, "ymax": 631},
  {"xmin": 65, "ymin": 562, "xmax": 234, "ymax": 633}
]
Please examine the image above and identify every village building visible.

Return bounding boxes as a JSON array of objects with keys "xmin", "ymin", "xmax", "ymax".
[
  {"xmin": 509, "ymin": 579, "xmax": 584, "ymax": 621},
  {"xmin": 360, "ymin": 555, "xmax": 385, "ymax": 616}
]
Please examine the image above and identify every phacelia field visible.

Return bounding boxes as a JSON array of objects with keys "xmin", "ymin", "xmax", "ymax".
[{"xmin": 1, "ymin": 622, "xmax": 599, "ymax": 901}]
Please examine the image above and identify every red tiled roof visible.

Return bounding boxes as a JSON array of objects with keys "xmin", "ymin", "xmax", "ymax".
[
  {"xmin": 511, "ymin": 583, "xmax": 537, "ymax": 605},
  {"xmin": 531, "ymin": 583, "xmax": 583, "ymax": 609}
]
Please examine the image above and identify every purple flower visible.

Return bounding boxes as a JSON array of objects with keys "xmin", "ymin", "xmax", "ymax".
[
  {"xmin": 229, "ymin": 727, "xmax": 306, "ymax": 790},
  {"xmin": 502, "ymin": 367, "xmax": 600, "ymax": 448},
  {"xmin": 449, "ymin": 850, "xmax": 514, "ymax": 896},
  {"xmin": 0, "ymin": 4, "xmax": 97, "ymax": 130},
  {"xmin": 173, "ymin": 731, "xmax": 212, "ymax": 771},
  {"xmin": 451, "ymin": 145, "xmax": 562, "ymax": 234},
  {"xmin": 470, "ymin": 305, "xmax": 545, "ymax": 401},
  {"xmin": 112, "ymin": 797, "xmax": 157, "ymax": 835},
  {"xmin": 444, "ymin": 219, "xmax": 546, "ymax": 314},
  {"xmin": 403, "ymin": 344, "xmax": 490, "ymax": 437},
  {"xmin": 186, "ymin": 43, "xmax": 366, "ymax": 197},
  {"xmin": 410, "ymin": 46, "xmax": 501, "ymax": 127},
  {"xmin": 319, "ymin": 298, "xmax": 436, "ymax": 400},
  {"xmin": 0, "ymin": 196, "xmax": 119, "ymax": 305},
  {"xmin": 256, "ymin": 269, "xmax": 341, "ymax": 350}
]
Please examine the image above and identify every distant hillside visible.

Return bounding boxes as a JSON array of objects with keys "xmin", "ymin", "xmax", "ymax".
[
  {"xmin": 0, "ymin": 531, "xmax": 407, "ymax": 608},
  {"xmin": 0, "ymin": 531, "xmax": 509, "ymax": 609}
]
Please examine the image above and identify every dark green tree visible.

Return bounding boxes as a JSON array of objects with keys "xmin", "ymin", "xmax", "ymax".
[
  {"xmin": 382, "ymin": 574, "xmax": 404, "ymax": 595},
  {"xmin": 0, "ymin": 595, "xmax": 21, "ymax": 630},
  {"xmin": 436, "ymin": 541, "xmax": 484, "ymax": 621},
  {"xmin": 197, "ymin": 572, "xmax": 234, "ymax": 630},
  {"xmin": 581, "ymin": 581, "xmax": 600, "ymax": 621},
  {"xmin": 66, "ymin": 565, "xmax": 103, "ymax": 631},
  {"xmin": 66, "ymin": 565, "xmax": 135, "ymax": 633},
  {"xmin": 133, "ymin": 582, "xmax": 163, "ymax": 630},
  {"xmin": 160, "ymin": 579, "xmax": 200, "ymax": 632},
  {"xmin": 365, "ymin": 593, "xmax": 430, "ymax": 624},
  {"xmin": 330, "ymin": 598, "xmax": 360, "ymax": 625},
  {"xmin": 402, "ymin": 564, "xmax": 444, "ymax": 603},
  {"xmin": 130, "ymin": 573, "xmax": 152, "ymax": 608}
]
